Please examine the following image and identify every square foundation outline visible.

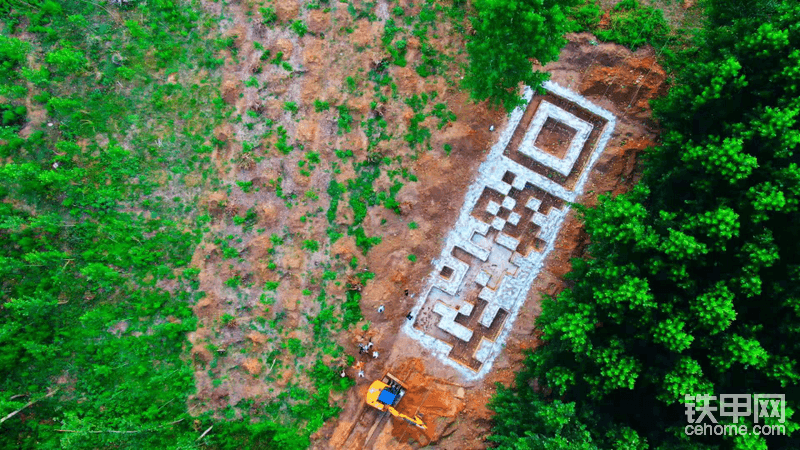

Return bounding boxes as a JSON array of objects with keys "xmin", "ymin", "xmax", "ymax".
[{"xmin": 518, "ymin": 101, "xmax": 594, "ymax": 176}]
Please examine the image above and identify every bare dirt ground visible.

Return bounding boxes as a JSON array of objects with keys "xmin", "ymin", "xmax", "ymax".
[{"xmin": 183, "ymin": 0, "xmax": 674, "ymax": 447}]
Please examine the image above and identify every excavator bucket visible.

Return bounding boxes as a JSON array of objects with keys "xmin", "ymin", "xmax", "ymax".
[{"xmin": 384, "ymin": 372, "xmax": 407, "ymax": 390}]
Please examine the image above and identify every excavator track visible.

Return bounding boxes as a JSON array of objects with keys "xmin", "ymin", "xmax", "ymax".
[{"xmin": 363, "ymin": 410, "xmax": 391, "ymax": 449}]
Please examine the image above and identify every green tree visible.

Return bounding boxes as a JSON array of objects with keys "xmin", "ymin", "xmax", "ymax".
[
  {"xmin": 490, "ymin": 2, "xmax": 800, "ymax": 449},
  {"xmin": 489, "ymin": 378, "xmax": 599, "ymax": 449},
  {"xmin": 463, "ymin": 0, "xmax": 578, "ymax": 111}
]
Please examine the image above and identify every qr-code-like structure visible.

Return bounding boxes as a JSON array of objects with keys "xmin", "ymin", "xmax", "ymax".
[{"xmin": 403, "ymin": 82, "xmax": 616, "ymax": 380}]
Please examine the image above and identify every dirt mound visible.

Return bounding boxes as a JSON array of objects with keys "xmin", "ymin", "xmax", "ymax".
[
  {"xmin": 545, "ymin": 33, "xmax": 669, "ymax": 126},
  {"xmin": 385, "ymin": 358, "xmax": 465, "ymax": 446}
]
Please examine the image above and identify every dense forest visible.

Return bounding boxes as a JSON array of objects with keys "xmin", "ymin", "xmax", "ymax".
[{"xmin": 489, "ymin": 0, "xmax": 800, "ymax": 449}]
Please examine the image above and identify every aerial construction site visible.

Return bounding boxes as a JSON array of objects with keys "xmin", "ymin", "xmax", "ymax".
[{"xmin": 6, "ymin": 1, "xmax": 797, "ymax": 449}]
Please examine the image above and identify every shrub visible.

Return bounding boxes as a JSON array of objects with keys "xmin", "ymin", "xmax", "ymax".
[
  {"xmin": 0, "ymin": 104, "xmax": 26, "ymax": 128},
  {"xmin": 314, "ymin": 99, "xmax": 330, "ymax": 112},
  {"xmin": 302, "ymin": 240, "xmax": 320, "ymax": 252},
  {"xmin": 220, "ymin": 313, "xmax": 236, "ymax": 326},
  {"xmin": 283, "ymin": 101, "xmax": 298, "ymax": 114},
  {"xmin": 0, "ymin": 36, "xmax": 27, "ymax": 79},
  {"xmin": 570, "ymin": 0, "xmax": 602, "ymax": 31},
  {"xmin": 290, "ymin": 20, "xmax": 308, "ymax": 37},
  {"xmin": 259, "ymin": 7, "xmax": 278, "ymax": 24},
  {"xmin": 594, "ymin": 0, "xmax": 669, "ymax": 50},
  {"xmin": 326, "ymin": 180, "xmax": 345, "ymax": 224},
  {"xmin": 341, "ymin": 291, "xmax": 363, "ymax": 327},
  {"xmin": 236, "ymin": 180, "xmax": 253, "ymax": 193},
  {"xmin": 224, "ymin": 276, "xmax": 241, "ymax": 288},
  {"xmin": 45, "ymin": 42, "xmax": 87, "ymax": 75},
  {"xmin": 345, "ymin": 76, "xmax": 357, "ymax": 93},
  {"xmin": 336, "ymin": 105, "xmax": 353, "ymax": 134}
]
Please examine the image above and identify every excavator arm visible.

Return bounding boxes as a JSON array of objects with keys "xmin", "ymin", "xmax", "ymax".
[{"xmin": 386, "ymin": 405, "xmax": 427, "ymax": 429}]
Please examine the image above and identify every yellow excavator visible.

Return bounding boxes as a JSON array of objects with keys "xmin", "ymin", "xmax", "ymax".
[{"xmin": 365, "ymin": 373, "xmax": 427, "ymax": 430}]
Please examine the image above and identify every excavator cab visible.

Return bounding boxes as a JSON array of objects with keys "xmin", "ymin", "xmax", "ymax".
[{"xmin": 365, "ymin": 373, "xmax": 427, "ymax": 430}]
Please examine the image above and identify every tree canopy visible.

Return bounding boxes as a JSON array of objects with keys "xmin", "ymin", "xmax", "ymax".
[{"xmin": 463, "ymin": 0, "xmax": 578, "ymax": 111}]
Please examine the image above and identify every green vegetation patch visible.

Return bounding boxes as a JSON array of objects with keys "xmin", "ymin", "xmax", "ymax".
[
  {"xmin": 0, "ymin": 0, "xmax": 225, "ymax": 447},
  {"xmin": 573, "ymin": 0, "xmax": 670, "ymax": 50}
]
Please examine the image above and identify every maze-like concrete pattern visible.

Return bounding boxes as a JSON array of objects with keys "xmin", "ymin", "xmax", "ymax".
[{"xmin": 402, "ymin": 82, "xmax": 616, "ymax": 380}]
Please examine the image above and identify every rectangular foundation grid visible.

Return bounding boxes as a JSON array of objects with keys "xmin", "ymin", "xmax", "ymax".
[{"xmin": 402, "ymin": 81, "xmax": 616, "ymax": 380}]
